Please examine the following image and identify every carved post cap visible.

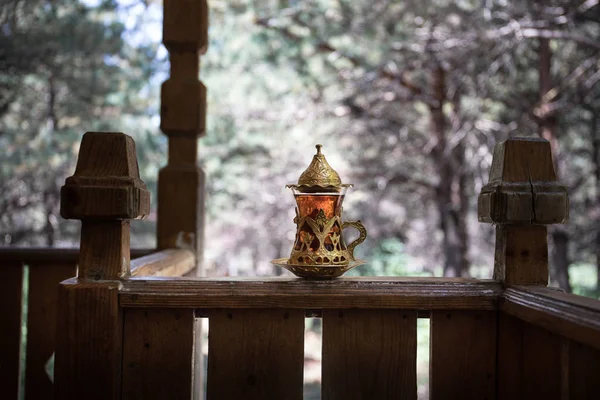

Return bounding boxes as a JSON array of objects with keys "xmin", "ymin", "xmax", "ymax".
[
  {"xmin": 60, "ymin": 132, "xmax": 150, "ymax": 220},
  {"xmin": 163, "ymin": 0, "xmax": 208, "ymax": 53},
  {"xmin": 478, "ymin": 137, "xmax": 569, "ymax": 225}
]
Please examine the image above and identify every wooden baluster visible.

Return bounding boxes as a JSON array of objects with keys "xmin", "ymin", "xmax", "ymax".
[
  {"xmin": 569, "ymin": 341, "xmax": 600, "ymax": 399},
  {"xmin": 54, "ymin": 132, "xmax": 150, "ymax": 400},
  {"xmin": 478, "ymin": 137, "xmax": 569, "ymax": 400},
  {"xmin": 160, "ymin": 2, "xmax": 208, "ymax": 395},
  {"xmin": 206, "ymin": 309, "xmax": 304, "ymax": 400},
  {"xmin": 121, "ymin": 308, "xmax": 195, "ymax": 400},
  {"xmin": 429, "ymin": 310, "xmax": 497, "ymax": 400},
  {"xmin": 25, "ymin": 262, "xmax": 76, "ymax": 400},
  {"xmin": 0, "ymin": 261, "xmax": 24, "ymax": 399},
  {"xmin": 478, "ymin": 137, "xmax": 569, "ymax": 286},
  {"xmin": 158, "ymin": 0, "xmax": 207, "ymax": 260},
  {"xmin": 322, "ymin": 309, "xmax": 418, "ymax": 400}
]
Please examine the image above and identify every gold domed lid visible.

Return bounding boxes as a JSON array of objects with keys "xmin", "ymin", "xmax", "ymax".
[{"xmin": 288, "ymin": 144, "xmax": 352, "ymax": 192}]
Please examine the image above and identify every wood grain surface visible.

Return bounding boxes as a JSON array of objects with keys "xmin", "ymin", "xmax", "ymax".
[
  {"xmin": 430, "ymin": 310, "xmax": 496, "ymax": 400},
  {"xmin": 206, "ymin": 309, "xmax": 304, "ymax": 400},
  {"xmin": 494, "ymin": 225, "xmax": 549, "ymax": 286},
  {"xmin": 25, "ymin": 263, "xmax": 76, "ymax": 400},
  {"xmin": 0, "ymin": 262, "xmax": 24, "ymax": 400},
  {"xmin": 122, "ymin": 308, "xmax": 195, "ymax": 400},
  {"xmin": 54, "ymin": 281, "xmax": 123, "ymax": 400},
  {"xmin": 120, "ymin": 277, "xmax": 502, "ymax": 310},
  {"xmin": 322, "ymin": 309, "xmax": 417, "ymax": 400},
  {"xmin": 521, "ymin": 323, "xmax": 562, "ymax": 400},
  {"xmin": 496, "ymin": 313, "xmax": 523, "ymax": 400},
  {"xmin": 130, "ymin": 249, "xmax": 195, "ymax": 277},
  {"xmin": 569, "ymin": 340, "xmax": 600, "ymax": 400},
  {"xmin": 501, "ymin": 286, "xmax": 600, "ymax": 349}
]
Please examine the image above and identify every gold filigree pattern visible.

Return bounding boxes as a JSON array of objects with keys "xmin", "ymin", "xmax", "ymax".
[
  {"xmin": 315, "ymin": 209, "xmax": 328, "ymax": 229},
  {"xmin": 297, "ymin": 144, "xmax": 341, "ymax": 188},
  {"xmin": 290, "ymin": 209, "xmax": 366, "ymax": 266},
  {"xmin": 271, "ymin": 258, "xmax": 367, "ymax": 279},
  {"xmin": 286, "ymin": 144, "xmax": 354, "ymax": 191}
]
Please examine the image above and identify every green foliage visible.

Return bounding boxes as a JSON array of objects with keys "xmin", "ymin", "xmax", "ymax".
[
  {"xmin": 570, "ymin": 263, "xmax": 600, "ymax": 300},
  {"xmin": 2, "ymin": 0, "xmax": 600, "ymax": 297},
  {"xmin": 347, "ymin": 237, "xmax": 425, "ymax": 277},
  {"xmin": 0, "ymin": 0, "xmax": 160, "ymax": 246}
]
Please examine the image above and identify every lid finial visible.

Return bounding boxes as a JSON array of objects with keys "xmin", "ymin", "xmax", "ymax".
[{"xmin": 287, "ymin": 144, "xmax": 351, "ymax": 192}]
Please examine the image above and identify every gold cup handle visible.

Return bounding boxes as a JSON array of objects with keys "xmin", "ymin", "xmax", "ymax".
[{"xmin": 342, "ymin": 220, "xmax": 367, "ymax": 260}]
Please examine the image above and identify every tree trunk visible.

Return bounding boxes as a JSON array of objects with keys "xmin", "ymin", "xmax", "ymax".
[
  {"xmin": 591, "ymin": 110, "xmax": 600, "ymax": 292},
  {"xmin": 456, "ymin": 147, "xmax": 470, "ymax": 276},
  {"xmin": 43, "ymin": 73, "xmax": 59, "ymax": 246},
  {"xmin": 552, "ymin": 228, "xmax": 571, "ymax": 291},
  {"xmin": 538, "ymin": 37, "xmax": 571, "ymax": 291},
  {"xmin": 430, "ymin": 64, "xmax": 468, "ymax": 277},
  {"xmin": 43, "ymin": 190, "xmax": 56, "ymax": 246}
]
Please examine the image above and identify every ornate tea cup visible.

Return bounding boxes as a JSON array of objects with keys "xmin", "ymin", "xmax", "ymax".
[
  {"xmin": 271, "ymin": 144, "xmax": 367, "ymax": 279},
  {"xmin": 289, "ymin": 187, "xmax": 366, "ymax": 265}
]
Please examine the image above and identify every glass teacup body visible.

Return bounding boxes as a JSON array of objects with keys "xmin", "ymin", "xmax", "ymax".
[{"xmin": 290, "ymin": 187, "xmax": 364, "ymax": 265}]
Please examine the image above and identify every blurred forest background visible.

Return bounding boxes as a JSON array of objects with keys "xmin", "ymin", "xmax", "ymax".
[{"xmin": 2, "ymin": 0, "xmax": 600, "ymax": 298}]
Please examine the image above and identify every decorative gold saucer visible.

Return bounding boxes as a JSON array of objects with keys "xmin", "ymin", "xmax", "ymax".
[{"xmin": 270, "ymin": 258, "xmax": 367, "ymax": 279}]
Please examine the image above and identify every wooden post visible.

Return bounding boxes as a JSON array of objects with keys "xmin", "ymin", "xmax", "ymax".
[
  {"xmin": 158, "ymin": 0, "xmax": 207, "ymax": 262},
  {"xmin": 55, "ymin": 132, "xmax": 150, "ymax": 400},
  {"xmin": 479, "ymin": 138, "xmax": 569, "ymax": 400},
  {"xmin": 159, "ymin": 2, "xmax": 208, "ymax": 397},
  {"xmin": 478, "ymin": 137, "xmax": 569, "ymax": 286}
]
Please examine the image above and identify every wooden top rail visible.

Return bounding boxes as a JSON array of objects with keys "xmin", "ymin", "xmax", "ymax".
[
  {"xmin": 119, "ymin": 277, "xmax": 502, "ymax": 310},
  {"xmin": 0, "ymin": 247, "xmax": 152, "ymax": 264},
  {"xmin": 501, "ymin": 286, "xmax": 600, "ymax": 349},
  {"xmin": 130, "ymin": 249, "xmax": 195, "ymax": 277}
]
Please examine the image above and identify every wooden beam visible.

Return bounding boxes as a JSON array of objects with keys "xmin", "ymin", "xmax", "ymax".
[
  {"xmin": 0, "ymin": 247, "xmax": 151, "ymax": 264},
  {"xmin": 130, "ymin": 249, "xmax": 195, "ymax": 277},
  {"xmin": 501, "ymin": 286, "xmax": 600, "ymax": 350},
  {"xmin": 119, "ymin": 277, "xmax": 501, "ymax": 310}
]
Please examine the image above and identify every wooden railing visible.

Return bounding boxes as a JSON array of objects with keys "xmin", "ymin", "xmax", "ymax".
[
  {"xmin": 44, "ymin": 129, "xmax": 600, "ymax": 400},
  {"xmin": 498, "ymin": 286, "xmax": 600, "ymax": 399},
  {"xmin": 5, "ymin": 0, "xmax": 600, "ymax": 398},
  {"xmin": 0, "ymin": 247, "xmax": 196, "ymax": 400},
  {"xmin": 0, "ymin": 248, "xmax": 78, "ymax": 400},
  {"xmin": 117, "ymin": 276, "xmax": 501, "ymax": 400}
]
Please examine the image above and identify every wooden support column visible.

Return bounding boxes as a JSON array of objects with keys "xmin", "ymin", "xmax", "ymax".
[
  {"xmin": 0, "ymin": 262, "xmax": 24, "ymax": 399},
  {"xmin": 478, "ymin": 137, "xmax": 569, "ymax": 286},
  {"xmin": 160, "ymin": 2, "xmax": 208, "ymax": 398},
  {"xmin": 478, "ymin": 137, "xmax": 569, "ymax": 400},
  {"xmin": 158, "ymin": 0, "xmax": 207, "ymax": 265},
  {"xmin": 55, "ymin": 132, "xmax": 150, "ymax": 400}
]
